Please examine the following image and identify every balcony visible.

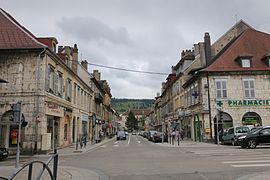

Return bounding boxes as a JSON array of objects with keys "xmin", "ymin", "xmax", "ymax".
[{"xmin": 95, "ymin": 93, "xmax": 103, "ymax": 103}]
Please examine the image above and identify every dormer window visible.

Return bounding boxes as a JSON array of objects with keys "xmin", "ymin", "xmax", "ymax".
[
  {"xmin": 235, "ymin": 56, "xmax": 252, "ymax": 68},
  {"xmin": 242, "ymin": 59, "xmax": 251, "ymax": 68},
  {"xmin": 262, "ymin": 54, "xmax": 270, "ymax": 67}
]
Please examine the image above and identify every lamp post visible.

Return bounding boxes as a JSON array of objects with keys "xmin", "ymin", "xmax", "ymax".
[{"xmin": 216, "ymin": 100, "xmax": 223, "ymax": 145}]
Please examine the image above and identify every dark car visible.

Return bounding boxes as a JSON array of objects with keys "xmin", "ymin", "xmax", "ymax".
[
  {"xmin": 116, "ymin": 131, "xmax": 127, "ymax": 140},
  {"xmin": 153, "ymin": 131, "xmax": 162, "ymax": 143},
  {"xmin": 237, "ymin": 126, "xmax": 270, "ymax": 149},
  {"xmin": 0, "ymin": 147, "xmax": 8, "ymax": 160}
]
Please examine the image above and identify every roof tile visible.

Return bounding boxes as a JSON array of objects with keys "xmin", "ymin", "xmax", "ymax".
[
  {"xmin": 0, "ymin": 8, "xmax": 45, "ymax": 49},
  {"xmin": 206, "ymin": 29, "xmax": 270, "ymax": 72}
]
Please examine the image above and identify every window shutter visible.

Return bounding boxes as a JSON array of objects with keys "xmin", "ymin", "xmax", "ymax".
[
  {"xmin": 45, "ymin": 65, "xmax": 50, "ymax": 92},
  {"xmin": 54, "ymin": 72, "xmax": 58, "ymax": 95}
]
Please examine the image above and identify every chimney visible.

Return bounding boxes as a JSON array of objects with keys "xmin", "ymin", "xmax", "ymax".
[
  {"xmin": 58, "ymin": 46, "xmax": 64, "ymax": 53},
  {"xmin": 81, "ymin": 60, "xmax": 88, "ymax": 71},
  {"xmin": 204, "ymin": 32, "xmax": 212, "ymax": 66},
  {"xmin": 72, "ymin": 44, "xmax": 78, "ymax": 73},
  {"xmin": 93, "ymin": 70, "xmax": 101, "ymax": 80}
]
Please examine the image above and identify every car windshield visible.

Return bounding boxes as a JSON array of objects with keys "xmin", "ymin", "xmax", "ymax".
[
  {"xmin": 236, "ymin": 127, "xmax": 250, "ymax": 133},
  {"xmin": 250, "ymin": 127, "xmax": 263, "ymax": 134},
  {"xmin": 117, "ymin": 131, "xmax": 125, "ymax": 136}
]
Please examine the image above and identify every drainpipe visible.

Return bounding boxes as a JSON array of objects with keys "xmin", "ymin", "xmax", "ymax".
[
  {"xmin": 35, "ymin": 48, "xmax": 46, "ymax": 153},
  {"xmin": 206, "ymin": 72, "xmax": 212, "ymax": 139}
]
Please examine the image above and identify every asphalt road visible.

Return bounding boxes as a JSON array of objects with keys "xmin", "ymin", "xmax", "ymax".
[
  {"xmin": 59, "ymin": 134, "xmax": 270, "ymax": 180},
  {"xmin": 2, "ymin": 135, "xmax": 270, "ymax": 179}
]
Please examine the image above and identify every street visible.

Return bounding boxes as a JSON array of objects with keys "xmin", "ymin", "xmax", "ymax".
[{"xmin": 2, "ymin": 134, "xmax": 270, "ymax": 179}]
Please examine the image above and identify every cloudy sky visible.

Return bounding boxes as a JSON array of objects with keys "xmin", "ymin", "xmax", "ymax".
[{"xmin": 1, "ymin": 0, "xmax": 270, "ymax": 99}]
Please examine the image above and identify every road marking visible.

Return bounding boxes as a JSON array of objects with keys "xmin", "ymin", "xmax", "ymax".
[
  {"xmin": 100, "ymin": 145, "xmax": 107, "ymax": 148},
  {"xmin": 232, "ymin": 164, "xmax": 270, "ymax": 167},
  {"xmin": 114, "ymin": 141, "xmax": 119, "ymax": 144},
  {"xmin": 213, "ymin": 155, "xmax": 270, "ymax": 161},
  {"xmin": 138, "ymin": 141, "xmax": 141, "ymax": 144},
  {"xmin": 223, "ymin": 160, "xmax": 270, "ymax": 164},
  {"xmin": 128, "ymin": 135, "xmax": 131, "ymax": 145},
  {"xmin": 113, "ymin": 144, "xmax": 119, "ymax": 147}
]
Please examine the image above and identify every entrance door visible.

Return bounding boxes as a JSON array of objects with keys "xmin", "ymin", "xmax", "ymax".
[{"xmin": 72, "ymin": 117, "xmax": 75, "ymax": 143}]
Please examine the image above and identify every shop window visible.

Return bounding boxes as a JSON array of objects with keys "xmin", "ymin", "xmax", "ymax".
[{"xmin": 64, "ymin": 124, "xmax": 68, "ymax": 141}]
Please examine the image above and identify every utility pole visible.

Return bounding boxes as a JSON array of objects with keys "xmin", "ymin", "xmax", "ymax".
[{"xmin": 14, "ymin": 102, "xmax": 22, "ymax": 168}]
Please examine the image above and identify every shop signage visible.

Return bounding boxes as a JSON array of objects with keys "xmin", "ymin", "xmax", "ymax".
[
  {"xmin": 228, "ymin": 99, "xmax": 270, "ymax": 107},
  {"xmin": 242, "ymin": 117, "xmax": 258, "ymax": 124},
  {"xmin": 46, "ymin": 103, "xmax": 64, "ymax": 117},
  {"xmin": 81, "ymin": 114, "xmax": 89, "ymax": 122}
]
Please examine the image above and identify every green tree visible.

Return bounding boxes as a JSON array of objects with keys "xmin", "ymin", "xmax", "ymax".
[{"xmin": 125, "ymin": 111, "xmax": 138, "ymax": 130}]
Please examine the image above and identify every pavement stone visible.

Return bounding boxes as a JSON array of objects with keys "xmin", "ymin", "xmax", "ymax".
[{"xmin": 0, "ymin": 137, "xmax": 114, "ymax": 180}]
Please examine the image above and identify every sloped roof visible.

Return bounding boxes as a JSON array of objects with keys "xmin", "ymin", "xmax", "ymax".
[
  {"xmin": 205, "ymin": 29, "xmax": 270, "ymax": 72},
  {"xmin": 122, "ymin": 109, "xmax": 152, "ymax": 116},
  {"xmin": 0, "ymin": 8, "xmax": 45, "ymax": 49}
]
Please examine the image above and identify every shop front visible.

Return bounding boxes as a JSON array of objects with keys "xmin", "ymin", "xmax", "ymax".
[
  {"xmin": 45, "ymin": 103, "xmax": 64, "ymax": 150},
  {"xmin": 0, "ymin": 110, "xmax": 20, "ymax": 149}
]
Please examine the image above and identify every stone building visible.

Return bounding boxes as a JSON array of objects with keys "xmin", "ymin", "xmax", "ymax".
[
  {"xmin": 0, "ymin": 9, "xmax": 115, "ymax": 153},
  {"xmin": 157, "ymin": 20, "xmax": 270, "ymax": 142}
]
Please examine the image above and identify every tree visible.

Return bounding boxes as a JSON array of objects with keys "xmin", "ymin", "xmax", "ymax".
[{"xmin": 125, "ymin": 111, "xmax": 138, "ymax": 130}]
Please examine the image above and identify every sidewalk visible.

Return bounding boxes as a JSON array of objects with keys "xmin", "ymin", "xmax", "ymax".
[
  {"xmin": 156, "ymin": 140, "xmax": 219, "ymax": 148},
  {"xmin": 0, "ymin": 137, "xmax": 115, "ymax": 180}
]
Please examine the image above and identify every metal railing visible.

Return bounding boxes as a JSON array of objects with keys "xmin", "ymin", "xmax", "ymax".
[{"xmin": 0, "ymin": 150, "xmax": 58, "ymax": 180}]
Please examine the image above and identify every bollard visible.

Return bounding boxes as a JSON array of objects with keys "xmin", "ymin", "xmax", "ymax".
[
  {"xmin": 76, "ymin": 138, "xmax": 78, "ymax": 150},
  {"xmin": 53, "ymin": 149, "xmax": 58, "ymax": 180}
]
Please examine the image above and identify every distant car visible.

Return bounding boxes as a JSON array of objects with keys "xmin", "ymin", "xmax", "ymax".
[
  {"xmin": 117, "ymin": 131, "xmax": 127, "ymax": 140},
  {"xmin": 0, "ymin": 147, "xmax": 8, "ymax": 161},
  {"xmin": 148, "ymin": 131, "xmax": 158, "ymax": 141},
  {"xmin": 237, "ymin": 126, "xmax": 270, "ymax": 149},
  {"xmin": 153, "ymin": 131, "xmax": 162, "ymax": 143},
  {"xmin": 132, "ymin": 131, "xmax": 136, "ymax": 135},
  {"xmin": 221, "ymin": 126, "xmax": 250, "ymax": 145}
]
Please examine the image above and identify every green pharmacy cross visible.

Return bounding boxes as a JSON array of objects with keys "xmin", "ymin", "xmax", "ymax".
[{"xmin": 216, "ymin": 101, "xmax": 223, "ymax": 108}]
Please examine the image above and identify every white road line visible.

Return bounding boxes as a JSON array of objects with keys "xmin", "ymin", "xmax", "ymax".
[
  {"xmin": 128, "ymin": 135, "xmax": 131, "ymax": 145},
  {"xmin": 113, "ymin": 144, "xmax": 119, "ymax": 147},
  {"xmin": 232, "ymin": 164, "xmax": 270, "ymax": 168},
  {"xmin": 213, "ymin": 155, "xmax": 270, "ymax": 160},
  {"xmin": 100, "ymin": 145, "xmax": 107, "ymax": 148},
  {"xmin": 114, "ymin": 141, "xmax": 119, "ymax": 144},
  {"xmin": 223, "ymin": 160, "xmax": 270, "ymax": 164}
]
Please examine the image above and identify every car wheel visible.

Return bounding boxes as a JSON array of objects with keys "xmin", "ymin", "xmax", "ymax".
[{"xmin": 248, "ymin": 140, "xmax": 257, "ymax": 149}]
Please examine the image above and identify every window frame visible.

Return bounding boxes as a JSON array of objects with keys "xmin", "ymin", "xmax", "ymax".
[
  {"xmin": 215, "ymin": 79, "xmax": 227, "ymax": 99},
  {"xmin": 242, "ymin": 78, "xmax": 255, "ymax": 99}
]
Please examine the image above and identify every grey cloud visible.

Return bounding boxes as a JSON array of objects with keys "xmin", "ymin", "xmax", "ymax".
[{"xmin": 57, "ymin": 16, "xmax": 132, "ymax": 45}]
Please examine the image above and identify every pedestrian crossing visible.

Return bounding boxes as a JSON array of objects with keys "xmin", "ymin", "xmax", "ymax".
[{"xmin": 189, "ymin": 147, "xmax": 270, "ymax": 168}]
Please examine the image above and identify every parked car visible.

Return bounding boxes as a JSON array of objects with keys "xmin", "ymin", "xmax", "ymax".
[
  {"xmin": 153, "ymin": 131, "xmax": 162, "ymax": 143},
  {"xmin": 237, "ymin": 126, "xmax": 270, "ymax": 149},
  {"xmin": 221, "ymin": 126, "xmax": 250, "ymax": 145},
  {"xmin": 116, "ymin": 131, "xmax": 127, "ymax": 140},
  {"xmin": 148, "ymin": 131, "xmax": 158, "ymax": 141},
  {"xmin": 0, "ymin": 147, "xmax": 8, "ymax": 161}
]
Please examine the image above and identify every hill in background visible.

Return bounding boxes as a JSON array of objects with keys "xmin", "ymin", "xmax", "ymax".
[{"xmin": 112, "ymin": 98, "xmax": 154, "ymax": 114}]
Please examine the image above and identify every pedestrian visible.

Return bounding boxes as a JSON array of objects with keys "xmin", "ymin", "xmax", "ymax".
[
  {"xmin": 180, "ymin": 130, "xmax": 184, "ymax": 140},
  {"xmin": 83, "ymin": 135, "xmax": 87, "ymax": 148},
  {"xmin": 80, "ymin": 136, "xmax": 83, "ymax": 149}
]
